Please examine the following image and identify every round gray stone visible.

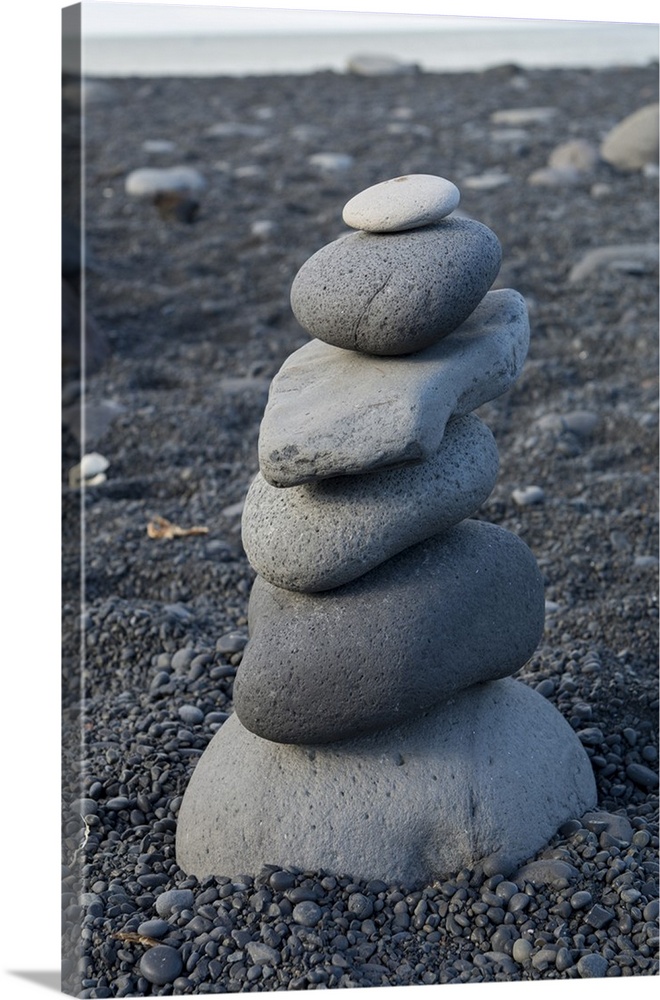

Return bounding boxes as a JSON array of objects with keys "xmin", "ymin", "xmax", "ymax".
[
  {"xmin": 139, "ymin": 945, "xmax": 183, "ymax": 985},
  {"xmin": 292, "ymin": 901, "xmax": 323, "ymax": 926},
  {"xmin": 176, "ymin": 678, "xmax": 596, "ymax": 887},
  {"xmin": 512, "ymin": 939, "xmax": 533, "ymax": 964},
  {"xmin": 342, "ymin": 174, "xmax": 460, "ymax": 233},
  {"xmin": 233, "ymin": 519, "xmax": 545, "ymax": 745},
  {"xmin": 155, "ymin": 888, "xmax": 195, "ymax": 917},
  {"xmin": 242, "ymin": 414, "xmax": 499, "ymax": 592},
  {"xmin": 289, "ymin": 218, "xmax": 501, "ymax": 355}
]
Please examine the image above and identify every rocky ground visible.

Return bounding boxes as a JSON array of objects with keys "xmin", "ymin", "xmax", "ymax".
[{"xmin": 62, "ymin": 63, "xmax": 658, "ymax": 996}]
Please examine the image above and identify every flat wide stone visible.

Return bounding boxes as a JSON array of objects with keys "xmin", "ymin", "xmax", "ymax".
[
  {"xmin": 259, "ymin": 288, "xmax": 529, "ymax": 487},
  {"xmin": 176, "ymin": 678, "xmax": 597, "ymax": 887},
  {"xmin": 290, "ymin": 217, "xmax": 501, "ymax": 355},
  {"xmin": 342, "ymin": 174, "xmax": 460, "ymax": 232},
  {"xmin": 242, "ymin": 414, "xmax": 498, "ymax": 592},
  {"xmin": 233, "ymin": 519, "xmax": 545, "ymax": 745}
]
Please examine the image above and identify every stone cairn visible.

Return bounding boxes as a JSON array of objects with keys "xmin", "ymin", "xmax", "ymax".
[{"xmin": 177, "ymin": 175, "xmax": 596, "ymax": 886}]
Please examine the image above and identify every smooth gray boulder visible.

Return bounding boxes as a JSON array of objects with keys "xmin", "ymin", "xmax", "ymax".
[
  {"xmin": 600, "ymin": 103, "xmax": 659, "ymax": 172},
  {"xmin": 242, "ymin": 414, "xmax": 499, "ymax": 592},
  {"xmin": 289, "ymin": 217, "xmax": 501, "ymax": 355},
  {"xmin": 259, "ymin": 289, "xmax": 529, "ymax": 487},
  {"xmin": 176, "ymin": 678, "xmax": 597, "ymax": 887},
  {"xmin": 342, "ymin": 174, "xmax": 460, "ymax": 233},
  {"xmin": 233, "ymin": 519, "xmax": 545, "ymax": 745}
]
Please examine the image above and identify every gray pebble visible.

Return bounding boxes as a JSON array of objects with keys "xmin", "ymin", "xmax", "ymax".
[
  {"xmin": 245, "ymin": 941, "xmax": 280, "ymax": 966},
  {"xmin": 512, "ymin": 938, "xmax": 533, "ymax": 964},
  {"xmin": 139, "ymin": 944, "xmax": 183, "ymax": 985},
  {"xmin": 507, "ymin": 892, "xmax": 531, "ymax": 913},
  {"xmin": 535, "ymin": 679, "xmax": 555, "ymax": 698},
  {"xmin": 171, "ymin": 647, "xmax": 196, "ymax": 672},
  {"xmin": 634, "ymin": 555, "xmax": 659, "ymax": 568},
  {"xmin": 577, "ymin": 727, "xmax": 604, "ymax": 746},
  {"xmin": 532, "ymin": 946, "xmax": 557, "ymax": 970},
  {"xmin": 626, "ymin": 762, "xmax": 659, "ymax": 789},
  {"xmin": 555, "ymin": 947, "xmax": 574, "ymax": 972},
  {"xmin": 269, "ymin": 870, "xmax": 296, "ymax": 891},
  {"xmin": 155, "ymin": 888, "xmax": 195, "ymax": 918},
  {"xmin": 494, "ymin": 880, "xmax": 519, "ymax": 903},
  {"xmin": 137, "ymin": 918, "xmax": 172, "ymax": 938},
  {"xmin": 585, "ymin": 904, "xmax": 615, "ymax": 929},
  {"xmin": 562, "ymin": 410, "xmax": 599, "ymax": 436},
  {"xmin": 216, "ymin": 631, "xmax": 248, "ymax": 654},
  {"xmin": 347, "ymin": 893, "xmax": 374, "ymax": 919},
  {"xmin": 577, "ymin": 952, "xmax": 609, "ymax": 978},
  {"xmin": 292, "ymin": 901, "xmax": 323, "ymax": 927},
  {"xmin": 570, "ymin": 890, "xmax": 593, "ymax": 910},
  {"xmin": 179, "ymin": 705, "xmax": 204, "ymax": 726},
  {"xmin": 106, "ymin": 797, "xmax": 130, "ymax": 811}
]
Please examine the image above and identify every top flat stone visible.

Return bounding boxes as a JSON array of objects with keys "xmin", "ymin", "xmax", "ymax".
[{"xmin": 342, "ymin": 174, "xmax": 460, "ymax": 232}]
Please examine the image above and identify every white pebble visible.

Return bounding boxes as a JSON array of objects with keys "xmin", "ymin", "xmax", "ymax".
[
  {"xmin": 463, "ymin": 172, "xmax": 511, "ymax": 191},
  {"xmin": 342, "ymin": 174, "xmax": 460, "ymax": 233},
  {"xmin": 308, "ymin": 152, "xmax": 354, "ymax": 172},
  {"xmin": 512, "ymin": 485, "xmax": 545, "ymax": 507},
  {"xmin": 125, "ymin": 166, "xmax": 206, "ymax": 196},
  {"xmin": 69, "ymin": 452, "xmax": 110, "ymax": 488}
]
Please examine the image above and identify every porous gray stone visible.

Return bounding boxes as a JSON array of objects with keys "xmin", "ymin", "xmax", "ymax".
[
  {"xmin": 242, "ymin": 414, "xmax": 499, "ymax": 592},
  {"xmin": 176, "ymin": 677, "xmax": 597, "ymax": 887},
  {"xmin": 259, "ymin": 288, "xmax": 529, "ymax": 486},
  {"xmin": 342, "ymin": 174, "xmax": 460, "ymax": 233},
  {"xmin": 600, "ymin": 103, "xmax": 659, "ymax": 172},
  {"xmin": 233, "ymin": 519, "xmax": 545, "ymax": 745},
  {"xmin": 289, "ymin": 217, "xmax": 501, "ymax": 355}
]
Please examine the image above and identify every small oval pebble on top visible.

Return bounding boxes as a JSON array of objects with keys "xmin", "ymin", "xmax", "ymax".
[{"xmin": 342, "ymin": 174, "xmax": 460, "ymax": 233}]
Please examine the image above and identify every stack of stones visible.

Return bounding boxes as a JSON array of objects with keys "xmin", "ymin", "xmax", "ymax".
[{"xmin": 177, "ymin": 175, "xmax": 596, "ymax": 886}]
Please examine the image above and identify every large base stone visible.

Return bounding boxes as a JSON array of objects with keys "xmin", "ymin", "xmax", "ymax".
[{"xmin": 176, "ymin": 678, "xmax": 597, "ymax": 887}]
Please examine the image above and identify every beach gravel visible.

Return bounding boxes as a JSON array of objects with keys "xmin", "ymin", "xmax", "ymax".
[{"xmin": 62, "ymin": 62, "xmax": 658, "ymax": 994}]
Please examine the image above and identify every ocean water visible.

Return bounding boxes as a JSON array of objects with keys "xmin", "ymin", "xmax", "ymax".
[{"xmin": 78, "ymin": 21, "xmax": 659, "ymax": 77}]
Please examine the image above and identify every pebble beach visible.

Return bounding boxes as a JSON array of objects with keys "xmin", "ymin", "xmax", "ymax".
[{"xmin": 62, "ymin": 60, "xmax": 658, "ymax": 996}]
